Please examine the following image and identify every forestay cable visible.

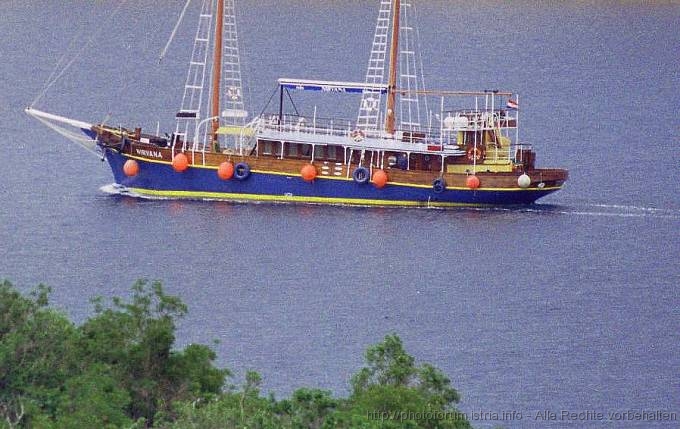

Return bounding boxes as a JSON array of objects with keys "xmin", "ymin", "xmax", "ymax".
[
  {"xmin": 30, "ymin": 0, "xmax": 129, "ymax": 107},
  {"xmin": 30, "ymin": 114, "xmax": 100, "ymax": 156},
  {"xmin": 159, "ymin": 0, "xmax": 193, "ymax": 64}
]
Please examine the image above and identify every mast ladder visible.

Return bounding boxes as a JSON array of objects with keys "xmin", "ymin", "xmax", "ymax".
[
  {"xmin": 175, "ymin": 0, "xmax": 215, "ymax": 149},
  {"xmin": 219, "ymin": 0, "xmax": 248, "ymax": 152},
  {"xmin": 357, "ymin": 0, "xmax": 392, "ymax": 134},
  {"xmin": 397, "ymin": 1, "xmax": 423, "ymax": 133}
]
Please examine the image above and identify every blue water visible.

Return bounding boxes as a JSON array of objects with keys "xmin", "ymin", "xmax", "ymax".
[{"xmin": 2, "ymin": 1, "xmax": 679, "ymax": 428}]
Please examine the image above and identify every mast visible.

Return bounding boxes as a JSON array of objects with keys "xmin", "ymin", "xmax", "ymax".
[
  {"xmin": 211, "ymin": 0, "xmax": 225, "ymax": 151},
  {"xmin": 385, "ymin": 0, "xmax": 400, "ymax": 135}
]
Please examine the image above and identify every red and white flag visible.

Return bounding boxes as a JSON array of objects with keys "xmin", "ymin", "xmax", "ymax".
[{"xmin": 506, "ymin": 99, "xmax": 519, "ymax": 109}]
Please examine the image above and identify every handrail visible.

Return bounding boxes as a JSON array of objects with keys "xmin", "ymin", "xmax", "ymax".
[{"xmin": 260, "ymin": 109, "xmax": 519, "ymax": 145}]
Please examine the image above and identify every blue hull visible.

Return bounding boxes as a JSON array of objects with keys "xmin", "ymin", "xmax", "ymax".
[{"xmin": 105, "ymin": 150, "xmax": 560, "ymax": 207}]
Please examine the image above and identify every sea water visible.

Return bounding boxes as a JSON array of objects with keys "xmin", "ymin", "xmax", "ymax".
[{"xmin": 1, "ymin": 1, "xmax": 679, "ymax": 427}]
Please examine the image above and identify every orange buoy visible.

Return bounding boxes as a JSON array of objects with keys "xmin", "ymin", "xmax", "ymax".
[
  {"xmin": 301, "ymin": 163, "xmax": 317, "ymax": 182},
  {"xmin": 217, "ymin": 161, "xmax": 234, "ymax": 180},
  {"xmin": 123, "ymin": 159, "xmax": 139, "ymax": 177},
  {"xmin": 172, "ymin": 153, "xmax": 189, "ymax": 172},
  {"xmin": 372, "ymin": 169, "xmax": 388, "ymax": 189},
  {"xmin": 466, "ymin": 175, "xmax": 480, "ymax": 189}
]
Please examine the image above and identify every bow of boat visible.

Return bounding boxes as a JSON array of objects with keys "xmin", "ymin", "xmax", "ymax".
[{"xmin": 25, "ymin": 107, "xmax": 99, "ymax": 151}]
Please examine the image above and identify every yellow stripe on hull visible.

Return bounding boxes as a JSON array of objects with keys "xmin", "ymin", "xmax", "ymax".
[{"xmin": 125, "ymin": 187, "xmax": 560, "ymax": 208}]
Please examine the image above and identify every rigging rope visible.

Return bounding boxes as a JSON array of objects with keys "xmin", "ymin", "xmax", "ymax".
[
  {"xmin": 234, "ymin": 0, "xmax": 253, "ymax": 120},
  {"xmin": 31, "ymin": 115, "xmax": 100, "ymax": 157},
  {"xmin": 285, "ymin": 89, "xmax": 299, "ymax": 116},
  {"xmin": 30, "ymin": 0, "xmax": 129, "ymax": 108},
  {"xmin": 40, "ymin": 29, "xmax": 84, "ymax": 97},
  {"xmin": 159, "ymin": 0, "xmax": 193, "ymax": 64},
  {"xmin": 257, "ymin": 85, "xmax": 280, "ymax": 118},
  {"xmin": 412, "ymin": 1, "xmax": 430, "ymax": 123}
]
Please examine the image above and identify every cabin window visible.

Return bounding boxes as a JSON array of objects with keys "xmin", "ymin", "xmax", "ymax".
[
  {"xmin": 262, "ymin": 141, "xmax": 274, "ymax": 155},
  {"xmin": 288, "ymin": 143, "xmax": 298, "ymax": 157},
  {"xmin": 327, "ymin": 145, "xmax": 337, "ymax": 161},
  {"xmin": 409, "ymin": 153, "xmax": 421, "ymax": 170},
  {"xmin": 262, "ymin": 141, "xmax": 281, "ymax": 156},
  {"xmin": 301, "ymin": 144, "xmax": 312, "ymax": 157},
  {"xmin": 314, "ymin": 145, "xmax": 325, "ymax": 160}
]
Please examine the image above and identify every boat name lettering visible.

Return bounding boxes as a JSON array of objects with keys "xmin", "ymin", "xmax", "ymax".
[
  {"xmin": 322, "ymin": 86, "xmax": 345, "ymax": 93},
  {"xmin": 294, "ymin": 84, "xmax": 346, "ymax": 93},
  {"xmin": 135, "ymin": 149, "xmax": 163, "ymax": 158}
]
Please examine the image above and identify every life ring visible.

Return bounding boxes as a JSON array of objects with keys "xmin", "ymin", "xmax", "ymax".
[
  {"xmin": 227, "ymin": 86, "xmax": 241, "ymax": 101},
  {"xmin": 466, "ymin": 146, "xmax": 485, "ymax": 163},
  {"xmin": 234, "ymin": 162, "xmax": 251, "ymax": 180},
  {"xmin": 352, "ymin": 166, "xmax": 370, "ymax": 184},
  {"xmin": 432, "ymin": 177, "xmax": 446, "ymax": 194},
  {"xmin": 350, "ymin": 129, "xmax": 365, "ymax": 142}
]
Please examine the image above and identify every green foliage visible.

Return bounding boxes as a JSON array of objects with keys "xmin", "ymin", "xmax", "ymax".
[
  {"xmin": 0, "ymin": 280, "xmax": 79, "ymax": 427},
  {"xmin": 0, "ymin": 279, "xmax": 228, "ymax": 428},
  {"xmin": 351, "ymin": 334, "xmax": 417, "ymax": 391},
  {"xmin": 151, "ymin": 333, "xmax": 473, "ymax": 429},
  {"xmin": 52, "ymin": 364, "xmax": 133, "ymax": 429},
  {"xmin": 417, "ymin": 363, "xmax": 461, "ymax": 407},
  {"xmin": 157, "ymin": 371, "xmax": 281, "ymax": 429},
  {"xmin": 78, "ymin": 279, "xmax": 227, "ymax": 424},
  {"xmin": 286, "ymin": 388, "xmax": 338, "ymax": 429},
  {"xmin": 345, "ymin": 334, "xmax": 470, "ymax": 429},
  {"xmin": 0, "ymin": 281, "xmax": 473, "ymax": 429},
  {"xmin": 351, "ymin": 334, "xmax": 461, "ymax": 408}
]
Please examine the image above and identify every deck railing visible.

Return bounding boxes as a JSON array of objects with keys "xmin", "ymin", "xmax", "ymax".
[
  {"xmin": 259, "ymin": 114, "xmax": 354, "ymax": 138},
  {"xmin": 260, "ymin": 109, "xmax": 517, "ymax": 141}
]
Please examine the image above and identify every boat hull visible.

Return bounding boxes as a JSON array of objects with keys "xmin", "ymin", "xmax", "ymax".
[{"xmin": 104, "ymin": 149, "xmax": 562, "ymax": 207}]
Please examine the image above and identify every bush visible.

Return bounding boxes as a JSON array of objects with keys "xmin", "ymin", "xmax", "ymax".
[{"xmin": 0, "ymin": 281, "xmax": 472, "ymax": 429}]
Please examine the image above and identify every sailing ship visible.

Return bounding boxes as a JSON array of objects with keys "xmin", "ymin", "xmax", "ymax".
[{"xmin": 27, "ymin": 0, "xmax": 567, "ymax": 207}]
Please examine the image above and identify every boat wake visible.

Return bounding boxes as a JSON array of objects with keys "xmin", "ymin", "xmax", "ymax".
[
  {"xmin": 99, "ymin": 184, "xmax": 142, "ymax": 198},
  {"xmin": 512, "ymin": 202, "xmax": 680, "ymax": 220}
]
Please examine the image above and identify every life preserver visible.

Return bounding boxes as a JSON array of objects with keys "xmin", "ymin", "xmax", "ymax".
[
  {"xmin": 352, "ymin": 166, "xmax": 370, "ymax": 184},
  {"xmin": 227, "ymin": 86, "xmax": 241, "ymax": 101},
  {"xmin": 350, "ymin": 129, "xmax": 365, "ymax": 142},
  {"xmin": 432, "ymin": 177, "xmax": 446, "ymax": 194},
  {"xmin": 466, "ymin": 146, "xmax": 485, "ymax": 163},
  {"xmin": 234, "ymin": 162, "xmax": 251, "ymax": 180}
]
